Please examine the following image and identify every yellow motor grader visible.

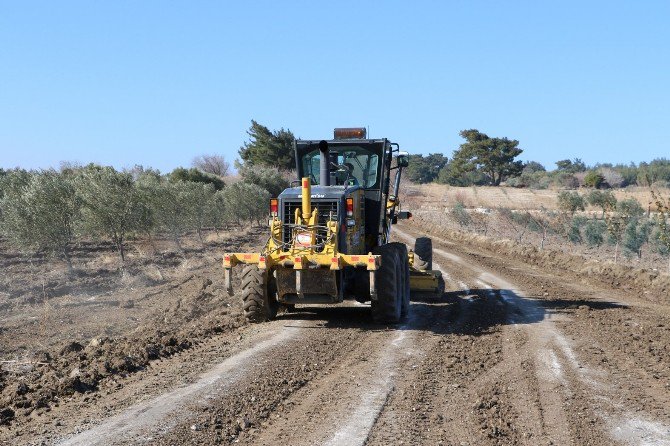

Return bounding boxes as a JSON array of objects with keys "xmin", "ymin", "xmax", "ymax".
[{"xmin": 223, "ymin": 128, "xmax": 444, "ymax": 323}]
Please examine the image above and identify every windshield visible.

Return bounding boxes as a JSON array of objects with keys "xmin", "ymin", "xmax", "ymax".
[{"xmin": 301, "ymin": 146, "xmax": 380, "ymax": 188}]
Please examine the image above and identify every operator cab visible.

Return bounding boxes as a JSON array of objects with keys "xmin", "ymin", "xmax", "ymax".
[{"xmin": 299, "ymin": 144, "xmax": 380, "ymax": 188}]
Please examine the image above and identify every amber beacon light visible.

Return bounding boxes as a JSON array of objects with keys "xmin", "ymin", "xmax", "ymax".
[{"xmin": 333, "ymin": 127, "xmax": 367, "ymax": 139}]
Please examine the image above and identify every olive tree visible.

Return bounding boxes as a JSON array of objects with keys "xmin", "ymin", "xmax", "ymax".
[
  {"xmin": 76, "ymin": 166, "xmax": 147, "ymax": 262},
  {"xmin": 1, "ymin": 170, "xmax": 80, "ymax": 270},
  {"xmin": 651, "ymin": 191, "xmax": 670, "ymax": 273},
  {"xmin": 182, "ymin": 181, "xmax": 217, "ymax": 245},
  {"xmin": 604, "ymin": 197, "xmax": 644, "ymax": 263},
  {"xmin": 557, "ymin": 191, "xmax": 586, "ymax": 216},
  {"xmin": 147, "ymin": 180, "xmax": 192, "ymax": 250},
  {"xmin": 222, "ymin": 182, "xmax": 270, "ymax": 226},
  {"xmin": 587, "ymin": 190, "xmax": 617, "ymax": 218},
  {"xmin": 238, "ymin": 165, "xmax": 290, "ymax": 197}
]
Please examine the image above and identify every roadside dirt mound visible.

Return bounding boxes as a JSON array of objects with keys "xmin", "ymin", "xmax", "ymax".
[
  {"xmin": 409, "ymin": 213, "xmax": 670, "ymax": 301},
  {"xmin": 0, "ymin": 273, "xmax": 244, "ymax": 427}
]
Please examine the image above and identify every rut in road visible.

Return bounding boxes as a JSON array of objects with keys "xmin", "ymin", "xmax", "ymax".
[
  {"xmin": 382, "ymin": 225, "xmax": 670, "ymax": 445},
  {"xmin": 51, "ymin": 224, "xmax": 670, "ymax": 445}
]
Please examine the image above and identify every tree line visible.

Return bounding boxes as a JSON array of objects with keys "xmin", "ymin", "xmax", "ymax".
[
  {"xmin": 447, "ymin": 189, "xmax": 670, "ymax": 272},
  {"xmin": 405, "ymin": 130, "xmax": 670, "ymax": 189},
  {"xmin": 0, "ymin": 162, "xmax": 288, "ymax": 268}
]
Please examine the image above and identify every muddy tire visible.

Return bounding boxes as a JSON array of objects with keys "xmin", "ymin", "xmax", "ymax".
[
  {"xmin": 393, "ymin": 243, "xmax": 411, "ymax": 318},
  {"xmin": 371, "ymin": 244, "xmax": 401, "ymax": 324},
  {"xmin": 240, "ymin": 265, "xmax": 278, "ymax": 323},
  {"xmin": 414, "ymin": 237, "xmax": 432, "ymax": 271}
]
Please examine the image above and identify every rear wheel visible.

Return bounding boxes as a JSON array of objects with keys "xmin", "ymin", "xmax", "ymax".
[
  {"xmin": 371, "ymin": 244, "xmax": 401, "ymax": 324},
  {"xmin": 240, "ymin": 265, "xmax": 278, "ymax": 322},
  {"xmin": 414, "ymin": 237, "xmax": 432, "ymax": 271}
]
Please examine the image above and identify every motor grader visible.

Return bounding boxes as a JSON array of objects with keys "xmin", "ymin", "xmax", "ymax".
[{"xmin": 223, "ymin": 128, "xmax": 444, "ymax": 323}]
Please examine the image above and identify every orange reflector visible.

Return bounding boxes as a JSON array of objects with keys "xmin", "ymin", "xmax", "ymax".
[
  {"xmin": 346, "ymin": 197, "xmax": 354, "ymax": 217},
  {"xmin": 270, "ymin": 199, "xmax": 278, "ymax": 216},
  {"xmin": 334, "ymin": 127, "xmax": 366, "ymax": 139}
]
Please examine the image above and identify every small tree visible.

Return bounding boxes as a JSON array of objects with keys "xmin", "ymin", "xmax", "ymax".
[
  {"xmin": 450, "ymin": 202, "xmax": 471, "ymax": 227},
  {"xmin": 76, "ymin": 166, "xmax": 147, "ymax": 262},
  {"xmin": 239, "ymin": 165, "xmax": 290, "ymax": 197},
  {"xmin": 604, "ymin": 198, "xmax": 643, "ymax": 263},
  {"xmin": 222, "ymin": 182, "xmax": 270, "ymax": 226},
  {"xmin": 169, "ymin": 167, "xmax": 225, "ymax": 190},
  {"xmin": 568, "ymin": 216, "xmax": 585, "ymax": 244},
  {"xmin": 148, "ymin": 180, "xmax": 205, "ymax": 250},
  {"xmin": 651, "ymin": 191, "xmax": 670, "ymax": 273},
  {"xmin": 557, "ymin": 191, "xmax": 586, "ymax": 216},
  {"xmin": 584, "ymin": 219, "xmax": 607, "ymax": 247},
  {"xmin": 587, "ymin": 190, "xmax": 617, "ymax": 218},
  {"xmin": 583, "ymin": 170, "xmax": 606, "ymax": 188},
  {"xmin": 622, "ymin": 218, "xmax": 652, "ymax": 259},
  {"xmin": 498, "ymin": 208, "xmax": 530, "ymax": 243},
  {"xmin": 183, "ymin": 182, "xmax": 217, "ymax": 245},
  {"xmin": 209, "ymin": 189, "xmax": 228, "ymax": 234},
  {"xmin": 192, "ymin": 154, "xmax": 230, "ymax": 177},
  {"xmin": 1, "ymin": 170, "xmax": 80, "ymax": 270}
]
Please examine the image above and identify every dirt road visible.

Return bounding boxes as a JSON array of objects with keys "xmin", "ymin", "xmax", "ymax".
[{"xmin": 8, "ymin": 223, "xmax": 670, "ymax": 445}]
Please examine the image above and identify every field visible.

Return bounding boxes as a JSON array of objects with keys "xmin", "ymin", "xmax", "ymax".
[
  {"xmin": 408, "ymin": 183, "xmax": 666, "ymax": 212},
  {"xmin": 1, "ymin": 187, "xmax": 670, "ymax": 445}
]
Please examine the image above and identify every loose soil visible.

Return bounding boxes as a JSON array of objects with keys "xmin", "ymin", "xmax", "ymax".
[{"xmin": 2, "ymin": 219, "xmax": 670, "ymax": 445}]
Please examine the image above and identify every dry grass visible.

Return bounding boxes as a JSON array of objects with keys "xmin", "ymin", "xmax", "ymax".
[{"xmin": 407, "ymin": 184, "xmax": 670, "ymax": 212}]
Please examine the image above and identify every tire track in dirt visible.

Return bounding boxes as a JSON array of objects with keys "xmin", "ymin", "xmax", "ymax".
[
  {"xmin": 396, "ymin": 223, "xmax": 670, "ymax": 445},
  {"xmin": 57, "ymin": 324, "xmax": 301, "ymax": 445}
]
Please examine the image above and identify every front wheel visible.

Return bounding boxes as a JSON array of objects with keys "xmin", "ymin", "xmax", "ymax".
[
  {"xmin": 240, "ymin": 265, "xmax": 278, "ymax": 322},
  {"xmin": 371, "ymin": 244, "xmax": 401, "ymax": 324}
]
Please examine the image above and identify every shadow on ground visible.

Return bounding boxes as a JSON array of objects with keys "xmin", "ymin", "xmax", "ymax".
[{"xmin": 275, "ymin": 288, "xmax": 625, "ymax": 338}]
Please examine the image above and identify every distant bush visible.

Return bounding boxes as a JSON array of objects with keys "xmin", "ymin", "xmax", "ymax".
[
  {"xmin": 587, "ymin": 190, "xmax": 617, "ymax": 217},
  {"xmin": 584, "ymin": 219, "xmax": 607, "ymax": 247},
  {"xmin": 568, "ymin": 216, "xmax": 585, "ymax": 244},
  {"xmin": 238, "ymin": 165, "xmax": 289, "ymax": 197},
  {"xmin": 222, "ymin": 182, "xmax": 270, "ymax": 225},
  {"xmin": 622, "ymin": 218, "xmax": 652, "ymax": 258},
  {"xmin": 583, "ymin": 170, "xmax": 606, "ymax": 188},
  {"xmin": 450, "ymin": 202, "xmax": 471, "ymax": 226},
  {"xmin": 617, "ymin": 198, "xmax": 644, "ymax": 218},
  {"xmin": 169, "ymin": 167, "xmax": 225, "ymax": 190},
  {"xmin": 557, "ymin": 191, "xmax": 585, "ymax": 215}
]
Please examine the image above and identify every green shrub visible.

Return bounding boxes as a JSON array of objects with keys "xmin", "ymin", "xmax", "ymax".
[
  {"xmin": 584, "ymin": 219, "xmax": 607, "ymax": 247},
  {"xmin": 622, "ymin": 218, "xmax": 652, "ymax": 258},
  {"xmin": 584, "ymin": 170, "xmax": 606, "ymax": 188},
  {"xmin": 557, "ymin": 191, "xmax": 586, "ymax": 215},
  {"xmin": 567, "ymin": 216, "xmax": 585, "ymax": 244},
  {"xmin": 169, "ymin": 167, "xmax": 225, "ymax": 190},
  {"xmin": 587, "ymin": 190, "xmax": 616, "ymax": 217},
  {"xmin": 617, "ymin": 198, "xmax": 644, "ymax": 217},
  {"xmin": 238, "ymin": 165, "xmax": 289, "ymax": 197},
  {"xmin": 450, "ymin": 202, "xmax": 471, "ymax": 226}
]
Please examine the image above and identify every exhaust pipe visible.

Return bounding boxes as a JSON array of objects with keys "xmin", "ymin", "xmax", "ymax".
[{"xmin": 319, "ymin": 140, "xmax": 330, "ymax": 187}]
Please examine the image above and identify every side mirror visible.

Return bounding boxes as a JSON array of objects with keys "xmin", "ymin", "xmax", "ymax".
[{"xmin": 396, "ymin": 151, "xmax": 409, "ymax": 168}]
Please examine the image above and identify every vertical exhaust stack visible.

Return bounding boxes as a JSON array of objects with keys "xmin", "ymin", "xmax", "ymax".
[{"xmin": 318, "ymin": 140, "xmax": 330, "ymax": 187}]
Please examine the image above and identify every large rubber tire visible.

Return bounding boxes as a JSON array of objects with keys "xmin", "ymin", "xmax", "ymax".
[
  {"xmin": 371, "ymin": 244, "xmax": 402, "ymax": 324},
  {"xmin": 414, "ymin": 237, "xmax": 432, "ymax": 271},
  {"xmin": 240, "ymin": 265, "xmax": 278, "ymax": 323},
  {"xmin": 393, "ymin": 243, "xmax": 411, "ymax": 319}
]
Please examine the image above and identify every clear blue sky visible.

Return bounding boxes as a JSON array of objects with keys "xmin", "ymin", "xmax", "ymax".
[{"xmin": 1, "ymin": 1, "xmax": 668, "ymax": 173}]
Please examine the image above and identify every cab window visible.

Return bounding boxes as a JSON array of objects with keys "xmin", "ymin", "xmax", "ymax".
[{"xmin": 301, "ymin": 146, "xmax": 379, "ymax": 188}]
